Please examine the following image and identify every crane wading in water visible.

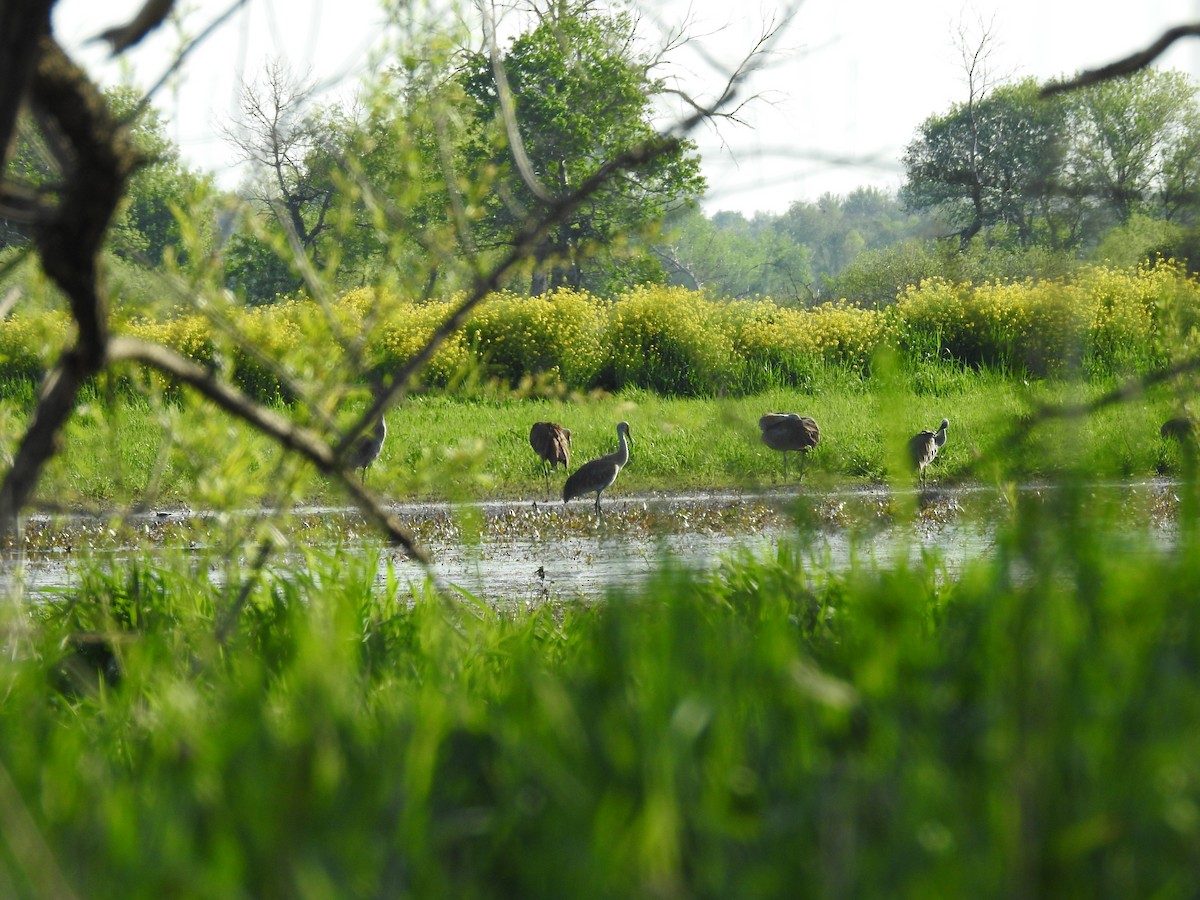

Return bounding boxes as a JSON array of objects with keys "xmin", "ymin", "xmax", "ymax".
[
  {"xmin": 529, "ymin": 421, "xmax": 572, "ymax": 478},
  {"xmin": 909, "ymin": 418, "xmax": 949, "ymax": 487},
  {"xmin": 758, "ymin": 413, "xmax": 820, "ymax": 480},
  {"xmin": 563, "ymin": 421, "xmax": 632, "ymax": 514}
]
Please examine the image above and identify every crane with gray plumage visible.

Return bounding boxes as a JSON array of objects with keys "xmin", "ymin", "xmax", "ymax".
[
  {"xmin": 562, "ymin": 421, "xmax": 632, "ymax": 514},
  {"xmin": 346, "ymin": 411, "xmax": 387, "ymax": 483},
  {"xmin": 909, "ymin": 418, "xmax": 949, "ymax": 487},
  {"xmin": 759, "ymin": 413, "xmax": 820, "ymax": 480}
]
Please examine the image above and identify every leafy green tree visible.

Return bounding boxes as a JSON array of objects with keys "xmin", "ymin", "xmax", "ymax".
[
  {"xmin": 900, "ymin": 78, "xmax": 1067, "ymax": 248},
  {"xmin": 1062, "ymin": 68, "xmax": 1200, "ymax": 229},
  {"xmin": 2, "ymin": 86, "xmax": 209, "ymax": 264},
  {"xmin": 106, "ymin": 88, "xmax": 214, "ymax": 267},
  {"xmin": 659, "ymin": 207, "xmax": 812, "ymax": 302},
  {"xmin": 458, "ymin": 4, "xmax": 705, "ymax": 294},
  {"xmin": 307, "ymin": 50, "xmax": 490, "ymax": 298}
]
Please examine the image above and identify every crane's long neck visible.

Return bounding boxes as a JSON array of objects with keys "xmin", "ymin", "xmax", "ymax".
[
  {"xmin": 934, "ymin": 422, "xmax": 947, "ymax": 448},
  {"xmin": 614, "ymin": 427, "xmax": 630, "ymax": 468}
]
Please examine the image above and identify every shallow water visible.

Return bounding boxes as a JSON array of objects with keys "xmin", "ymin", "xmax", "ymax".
[{"xmin": 1, "ymin": 480, "xmax": 1183, "ymax": 603}]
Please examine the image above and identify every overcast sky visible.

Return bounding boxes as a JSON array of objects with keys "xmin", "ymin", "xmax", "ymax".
[{"xmin": 54, "ymin": 0, "xmax": 1200, "ymax": 216}]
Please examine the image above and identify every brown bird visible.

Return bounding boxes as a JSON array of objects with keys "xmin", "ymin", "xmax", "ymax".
[
  {"xmin": 563, "ymin": 421, "xmax": 632, "ymax": 514},
  {"xmin": 759, "ymin": 413, "xmax": 820, "ymax": 480},
  {"xmin": 1161, "ymin": 416, "xmax": 1198, "ymax": 441},
  {"xmin": 909, "ymin": 418, "xmax": 949, "ymax": 487},
  {"xmin": 346, "ymin": 412, "xmax": 387, "ymax": 483},
  {"xmin": 530, "ymin": 421, "xmax": 572, "ymax": 477}
]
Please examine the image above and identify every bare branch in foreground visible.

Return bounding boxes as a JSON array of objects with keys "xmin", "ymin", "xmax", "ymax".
[
  {"xmin": 1004, "ymin": 355, "xmax": 1200, "ymax": 450},
  {"xmin": 107, "ymin": 337, "xmax": 431, "ymax": 565},
  {"xmin": 93, "ymin": 0, "xmax": 177, "ymax": 53},
  {"xmin": 1041, "ymin": 23, "xmax": 1200, "ymax": 95}
]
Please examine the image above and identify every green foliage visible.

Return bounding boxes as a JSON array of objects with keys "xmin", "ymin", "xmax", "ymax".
[
  {"xmin": 902, "ymin": 68, "xmax": 1200, "ymax": 253},
  {"xmin": 663, "ymin": 207, "xmax": 814, "ymax": 302},
  {"xmin": 222, "ymin": 229, "xmax": 304, "ymax": 305},
  {"xmin": 901, "ymin": 78, "xmax": 1066, "ymax": 246},
  {"xmin": 458, "ymin": 6, "xmax": 705, "ymax": 293},
  {"xmin": 1065, "ymin": 68, "xmax": 1200, "ymax": 228},
  {"xmin": 4, "ymin": 485, "xmax": 1200, "ymax": 895}
]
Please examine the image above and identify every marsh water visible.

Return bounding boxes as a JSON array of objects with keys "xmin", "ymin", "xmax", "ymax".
[{"xmin": 1, "ymin": 479, "xmax": 1184, "ymax": 604}]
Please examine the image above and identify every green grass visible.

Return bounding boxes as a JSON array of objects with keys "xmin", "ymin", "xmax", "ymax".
[
  {"xmin": 1, "ymin": 363, "xmax": 1194, "ymax": 511},
  {"xmin": 3, "ymin": 482, "xmax": 1200, "ymax": 896}
]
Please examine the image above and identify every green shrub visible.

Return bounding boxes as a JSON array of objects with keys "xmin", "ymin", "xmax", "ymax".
[
  {"xmin": 463, "ymin": 288, "xmax": 606, "ymax": 389},
  {"xmin": 603, "ymin": 285, "xmax": 737, "ymax": 394}
]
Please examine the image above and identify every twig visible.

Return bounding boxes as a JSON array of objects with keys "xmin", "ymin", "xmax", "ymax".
[
  {"xmin": 107, "ymin": 336, "xmax": 432, "ymax": 566},
  {"xmin": 1041, "ymin": 23, "xmax": 1200, "ymax": 95}
]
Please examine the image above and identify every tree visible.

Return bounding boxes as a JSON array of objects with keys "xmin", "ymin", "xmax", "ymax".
[
  {"xmin": 658, "ymin": 206, "xmax": 812, "ymax": 302},
  {"xmin": 105, "ymin": 87, "xmax": 214, "ymax": 267},
  {"xmin": 2, "ymin": 85, "xmax": 209, "ymax": 265},
  {"xmin": 900, "ymin": 78, "xmax": 1067, "ymax": 248},
  {"xmin": 224, "ymin": 62, "xmax": 336, "ymax": 278},
  {"xmin": 458, "ymin": 3, "xmax": 706, "ymax": 294},
  {"xmin": 1062, "ymin": 67, "xmax": 1200, "ymax": 230}
]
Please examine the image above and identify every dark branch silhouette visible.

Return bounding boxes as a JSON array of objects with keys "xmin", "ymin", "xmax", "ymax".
[{"xmin": 1041, "ymin": 22, "xmax": 1200, "ymax": 95}]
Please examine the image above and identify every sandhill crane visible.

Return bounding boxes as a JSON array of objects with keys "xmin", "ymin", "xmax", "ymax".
[
  {"xmin": 759, "ymin": 413, "xmax": 820, "ymax": 480},
  {"xmin": 345, "ymin": 384, "xmax": 386, "ymax": 482},
  {"xmin": 346, "ymin": 412, "xmax": 387, "ymax": 483},
  {"xmin": 1161, "ymin": 416, "xmax": 1198, "ymax": 441},
  {"xmin": 909, "ymin": 418, "xmax": 949, "ymax": 487},
  {"xmin": 563, "ymin": 421, "xmax": 632, "ymax": 514},
  {"xmin": 530, "ymin": 421, "xmax": 572, "ymax": 478}
]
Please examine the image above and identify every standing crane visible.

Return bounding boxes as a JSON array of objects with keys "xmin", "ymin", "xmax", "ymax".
[
  {"xmin": 758, "ymin": 413, "xmax": 820, "ymax": 481},
  {"xmin": 909, "ymin": 418, "xmax": 949, "ymax": 487},
  {"xmin": 346, "ymin": 412, "xmax": 387, "ymax": 484},
  {"xmin": 530, "ymin": 421, "xmax": 572, "ymax": 477},
  {"xmin": 563, "ymin": 421, "xmax": 632, "ymax": 515}
]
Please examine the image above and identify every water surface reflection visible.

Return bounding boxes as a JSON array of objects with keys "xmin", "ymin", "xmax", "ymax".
[{"xmin": 2, "ymin": 480, "xmax": 1184, "ymax": 603}]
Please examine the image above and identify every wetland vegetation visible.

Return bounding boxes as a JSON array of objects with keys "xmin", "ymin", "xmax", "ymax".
[{"xmin": 6, "ymin": 2, "xmax": 1200, "ymax": 896}]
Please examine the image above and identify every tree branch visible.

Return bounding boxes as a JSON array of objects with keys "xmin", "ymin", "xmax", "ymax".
[
  {"xmin": 1041, "ymin": 23, "xmax": 1200, "ymax": 95},
  {"xmin": 93, "ymin": 0, "xmax": 177, "ymax": 54},
  {"xmin": 106, "ymin": 336, "xmax": 431, "ymax": 564}
]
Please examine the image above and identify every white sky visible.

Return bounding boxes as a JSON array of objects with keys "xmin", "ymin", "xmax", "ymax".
[{"xmin": 52, "ymin": 0, "xmax": 1200, "ymax": 216}]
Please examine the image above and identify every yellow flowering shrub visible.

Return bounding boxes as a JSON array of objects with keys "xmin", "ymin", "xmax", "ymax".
[
  {"xmin": 891, "ymin": 262, "xmax": 1197, "ymax": 375},
  {"xmin": 604, "ymin": 285, "xmax": 737, "ymax": 393},
  {"xmin": 463, "ymin": 288, "xmax": 605, "ymax": 388},
  {"xmin": 0, "ymin": 311, "xmax": 72, "ymax": 382},
  {"xmin": 5, "ymin": 263, "xmax": 1197, "ymax": 402},
  {"xmin": 728, "ymin": 299, "xmax": 890, "ymax": 385},
  {"xmin": 374, "ymin": 298, "xmax": 470, "ymax": 388}
]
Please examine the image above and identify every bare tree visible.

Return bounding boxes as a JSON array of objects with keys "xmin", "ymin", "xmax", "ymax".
[
  {"xmin": 224, "ymin": 61, "xmax": 334, "ymax": 263},
  {"xmin": 952, "ymin": 10, "xmax": 1004, "ymax": 248}
]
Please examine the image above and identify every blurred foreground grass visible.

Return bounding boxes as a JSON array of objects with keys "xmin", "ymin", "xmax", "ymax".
[{"xmin": 2, "ymin": 478, "xmax": 1199, "ymax": 897}]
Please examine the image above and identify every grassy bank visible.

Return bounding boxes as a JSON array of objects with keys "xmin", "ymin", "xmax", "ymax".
[
  {"xmin": 2, "ymin": 362, "xmax": 1194, "ymax": 510},
  {"xmin": 2, "ymin": 482, "xmax": 1199, "ymax": 896}
]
